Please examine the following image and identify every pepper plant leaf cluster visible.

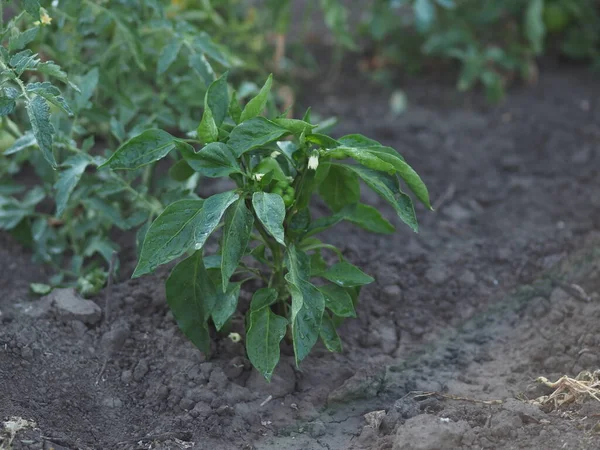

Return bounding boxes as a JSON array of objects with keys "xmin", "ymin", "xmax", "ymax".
[{"xmin": 105, "ymin": 73, "xmax": 432, "ymax": 379}]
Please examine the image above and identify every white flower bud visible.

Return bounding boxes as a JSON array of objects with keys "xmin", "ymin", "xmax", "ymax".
[
  {"xmin": 308, "ymin": 154, "xmax": 319, "ymax": 170},
  {"xmin": 270, "ymin": 151, "xmax": 281, "ymax": 158},
  {"xmin": 253, "ymin": 173, "xmax": 264, "ymax": 181}
]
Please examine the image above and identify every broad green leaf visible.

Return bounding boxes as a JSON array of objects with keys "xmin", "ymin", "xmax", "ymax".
[
  {"xmin": 227, "ymin": 117, "xmax": 288, "ymax": 157},
  {"xmin": 285, "ymin": 245, "xmax": 325, "ymax": 365},
  {"xmin": 342, "ymin": 165, "xmax": 419, "ymax": 232},
  {"xmin": 26, "ymin": 82, "xmax": 73, "ymax": 116},
  {"xmin": 319, "ymin": 164, "xmax": 360, "ymax": 212},
  {"xmin": 99, "ymin": 129, "xmax": 176, "ymax": 170},
  {"xmin": 414, "ymin": 0, "xmax": 436, "ymax": 32},
  {"xmin": 240, "ymin": 74, "xmax": 272, "ymax": 122},
  {"xmin": 272, "ymin": 118, "xmax": 316, "ymax": 135},
  {"xmin": 211, "ymin": 281, "xmax": 242, "ymax": 331},
  {"xmin": 166, "ymin": 251, "xmax": 216, "ymax": 354},
  {"xmin": 320, "ymin": 312, "xmax": 343, "ymax": 353},
  {"xmin": 9, "ymin": 27, "xmax": 38, "ymax": 51},
  {"xmin": 321, "ymin": 261, "xmax": 374, "ymax": 287},
  {"xmin": 194, "ymin": 32, "xmax": 231, "ymax": 67},
  {"xmin": 157, "ymin": 37, "xmax": 183, "ymax": 75},
  {"xmin": 338, "ymin": 134, "xmax": 383, "ymax": 149},
  {"xmin": 221, "ymin": 198, "xmax": 254, "ymax": 290},
  {"xmin": 333, "ymin": 146, "xmax": 396, "ymax": 175},
  {"xmin": 169, "ymin": 159, "xmax": 195, "ymax": 181},
  {"xmin": 37, "ymin": 61, "xmax": 73, "ymax": 88},
  {"xmin": 318, "ymin": 284, "xmax": 356, "ymax": 317},
  {"xmin": 197, "ymin": 105, "xmax": 218, "ymax": 144},
  {"xmin": 3, "ymin": 132, "xmax": 36, "ymax": 155},
  {"xmin": 188, "ymin": 52, "xmax": 216, "ymax": 86},
  {"xmin": 133, "ymin": 199, "xmax": 204, "ymax": 278},
  {"xmin": 0, "ymin": 96, "xmax": 16, "ymax": 117},
  {"xmin": 205, "ymin": 72, "xmax": 229, "ymax": 127},
  {"xmin": 22, "ymin": 0, "xmax": 41, "ymax": 20},
  {"xmin": 180, "ymin": 142, "xmax": 241, "ymax": 178},
  {"xmin": 0, "ymin": 203, "xmax": 27, "ymax": 230},
  {"xmin": 252, "ymin": 192, "xmax": 286, "ymax": 246},
  {"xmin": 306, "ymin": 133, "xmax": 340, "ymax": 149},
  {"xmin": 194, "ymin": 191, "xmax": 239, "ymax": 250},
  {"xmin": 363, "ymin": 146, "xmax": 431, "ymax": 209},
  {"xmin": 74, "ymin": 68, "xmax": 99, "ymax": 112},
  {"xmin": 54, "ymin": 154, "xmax": 90, "ymax": 217},
  {"xmin": 26, "ymin": 95, "xmax": 55, "ymax": 168},
  {"xmin": 346, "ymin": 203, "xmax": 395, "ymax": 234},
  {"xmin": 229, "ymin": 90, "xmax": 242, "ymax": 124},
  {"xmin": 309, "ymin": 250, "xmax": 327, "ymax": 276},
  {"xmin": 9, "ymin": 50, "xmax": 39, "ymax": 75},
  {"xmin": 246, "ymin": 288, "xmax": 288, "ymax": 381},
  {"xmin": 525, "ymin": 0, "xmax": 545, "ymax": 55}
]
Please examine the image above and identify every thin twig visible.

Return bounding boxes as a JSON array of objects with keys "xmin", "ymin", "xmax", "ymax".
[
  {"xmin": 432, "ymin": 183, "xmax": 456, "ymax": 210},
  {"xmin": 409, "ymin": 390, "xmax": 504, "ymax": 405}
]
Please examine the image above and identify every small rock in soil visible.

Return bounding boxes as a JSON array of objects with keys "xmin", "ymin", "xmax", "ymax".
[
  {"xmin": 327, "ymin": 370, "xmax": 384, "ymax": 404},
  {"xmin": 133, "ymin": 359, "xmax": 149, "ymax": 381},
  {"xmin": 308, "ymin": 420, "xmax": 326, "ymax": 438},
  {"xmin": 101, "ymin": 396, "xmax": 123, "ymax": 408},
  {"xmin": 443, "ymin": 203, "xmax": 472, "ymax": 221},
  {"xmin": 425, "ymin": 265, "xmax": 451, "ymax": 285},
  {"xmin": 393, "ymin": 414, "xmax": 472, "ymax": 450},
  {"xmin": 121, "ymin": 370, "xmax": 132, "ymax": 383},
  {"xmin": 381, "ymin": 285, "xmax": 402, "ymax": 303},
  {"xmin": 46, "ymin": 288, "xmax": 101, "ymax": 325}
]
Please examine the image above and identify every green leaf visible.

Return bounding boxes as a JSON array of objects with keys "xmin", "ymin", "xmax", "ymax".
[
  {"xmin": 180, "ymin": 142, "xmax": 241, "ymax": 178},
  {"xmin": 212, "ymin": 281, "xmax": 242, "ymax": 331},
  {"xmin": 318, "ymin": 284, "xmax": 356, "ymax": 318},
  {"xmin": 285, "ymin": 245, "xmax": 325, "ymax": 365},
  {"xmin": 157, "ymin": 37, "xmax": 183, "ymax": 75},
  {"xmin": 526, "ymin": 0, "xmax": 545, "ymax": 55},
  {"xmin": 363, "ymin": 146, "xmax": 431, "ymax": 209},
  {"xmin": 227, "ymin": 117, "xmax": 288, "ymax": 157},
  {"xmin": 54, "ymin": 154, "xmax": 90, "ymax": 217},
  {"xmin": 246, "ymin": 288, "xmax": 288, "ymax": 381},
  {"xmin": 272, "ymin": 118, "xmax": 316, "ymax": 135},
  {"xmin": 194, "ymin": 32, "xmax": 231, "ymax": 67},
  {"xmin": 0, "ymin": 96, "xmax": 16, "ymax": 117},
  {"xmin": 252, "ymin": 192, "xmax": 286, "ymax": 246},
  {"xmin": 22, "ymin": 0, "xmax": 41, "ymax": 20},
  {"xmin": 9, "ymin": 27, "xmax": 38, "ymax": 51},
  {"xmin": 37, "ymin": 61, "xmax": 73, "ymax": 88},
  {"xmin": 221, "ymin": 198, "xmax": 254, "ymax": 290},
  {"xmin": 26, "ymin": 82, "xmax": 73, "ymax": 116},
  {"xmin": 166, "ymin": 251, "xmax": 216, "ymax": 354},
  {"xmin": 338, "ymin": 134, "xmax": 383, "ymax": 148},
  {"xmin": 333, "ymin": 146, "xmax": 396, "ymax": 175},
  {"xmin": 133, "ymin": 199, "xmax": 205, "ymax": 278},
  {"xmin": 320, "ymin": 312, "xmax": 343, "ymax": 353},
  {"xmin": 188, "ymin": 52, "xmax": 216, "ymax": 86},
  {"xmin": 229, "ymin": 90, "xmax": 242, "ymax": 124},
  {"xmin": 197, "ymin": 104, "xmax": 218, "ymax": 144},
  {"xmin": 319, "ymin": 164, "xmax": 360, "ymax": 212},
  {"xmin": 240, "ymin": 74, "xmax": 272, "ymax": 122},
  {"xmin": 342, "ymin": 165, "xmax": 419, "ymax": 232},
  {"xmin": 194, "ymin": 190, "xmax": 239, "ymax": 250},
  {"xmin": 30, "ymin": 283, "xmax": 52, "ymax": 295},
  {"xmin": 99, "ymin": 129, "xmax": 176, "ymax": 170},
  {"xmin": 74, "ymin": 68, "xmax": 98, "ymax": 112},
  {"xmin": 168, "ymin": 159, "xmax": 195, "ymax": 181},
  {"xmin": 346, "ymin": 203, "xmax": 395, "ymax": 234},
  {"xmin": 321, "ymin": 261, "xmax": 374, "ymax": 287},
  {"xmin": 26, "ymin": 95, "xmax": 55, "ymax": 168},
  {"xmin": 3, "ymin": 132, "xmax": 36, "ymax": 155},
  {"xmin": 306, "ymin": 133, "xmax": 340, "ymax": 149},
  {"xmin": 205, "ymin": 72, "xmax": 229, "ymax": 127},
  {"xmin": 414, "ymin": 0, "xmax": 436, "ymax": 32}
]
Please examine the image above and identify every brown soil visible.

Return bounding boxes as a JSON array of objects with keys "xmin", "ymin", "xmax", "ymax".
[{"xmin": 2, "ymin": 59, "xmax": 600, "ymax": 450}]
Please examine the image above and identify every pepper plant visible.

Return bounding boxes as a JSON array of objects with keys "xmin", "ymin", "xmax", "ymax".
[{"xmin": 102, "ymin": 72, "xmax": 432, "ymax": 379}]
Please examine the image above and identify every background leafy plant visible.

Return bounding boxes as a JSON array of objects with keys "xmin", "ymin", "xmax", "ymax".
[
  {"xmin": 361, "ymin": 0, "xmax": 600, "ymax": 101},
  {"xmin": 105, "ymin": 72, "xmax": 431, "ymax": 378}
]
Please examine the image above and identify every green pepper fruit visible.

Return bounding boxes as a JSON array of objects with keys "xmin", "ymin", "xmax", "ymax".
[
  {"xmin": 271, "ymin": 186, "xmax": 284, "ymax": 197},
  {"xmin": 282, "ymin": 193, "xmax": 294, "ymax": 207}
]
